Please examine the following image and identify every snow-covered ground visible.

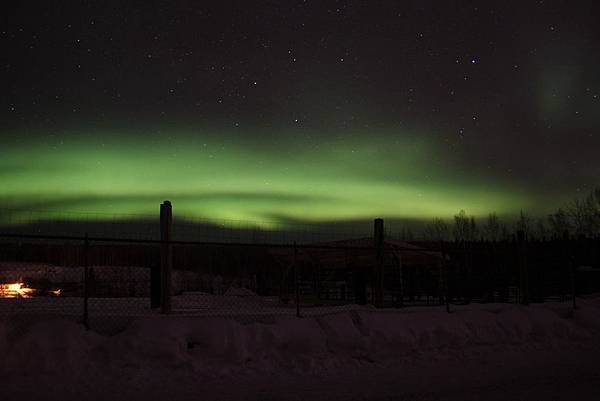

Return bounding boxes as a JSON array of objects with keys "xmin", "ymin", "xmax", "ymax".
[{"xmin": 1, "ymin": 295, "xmax": 599, "ymax": 400}]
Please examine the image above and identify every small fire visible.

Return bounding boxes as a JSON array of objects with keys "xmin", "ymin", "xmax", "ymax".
[
  {"xmin": 0, "ymin": 281, "xmax": 62, "ymax": 298},
  {"xmin": 0, "ymin": 282, "xmax": 35, "ymax": 298}
]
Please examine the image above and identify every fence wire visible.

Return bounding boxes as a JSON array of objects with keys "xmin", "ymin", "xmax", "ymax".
[{"xmin": 1, "ymin": 233, "xmax": 599, "ymax": 334}]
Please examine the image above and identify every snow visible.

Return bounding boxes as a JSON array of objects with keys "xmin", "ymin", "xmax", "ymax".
[
  {"xmin": 224, "ymin": 286, "xmax": 258, "ymax": 297},
  {"xmin": 1, "ymin": 295, "xmax": 600, "ymax": 400}
]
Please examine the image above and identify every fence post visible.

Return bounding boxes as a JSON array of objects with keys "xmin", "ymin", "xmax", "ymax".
[
  {"xmin": 570, "ymin": 257, "xmax": 577, "ymax": 311},
  {"xmin": 518, "ymin": 230, "xmax": 529, "ymax": 305},
  {"xmin": 294, "ymin": 242, "xmax": 300, "ymax": 317},
  {"xmin": 571, "ymin": 235, "xmax": 581, "ymax": 312},
  {"xmin": 440, "ymin": 241, "xmax": 450, "ymax": 313},
  {"xmin": 398, "ymin": 254, "xmax": 404, "ymax": 308},
  {"xmin": 561, "ymin": 230, "xmax": 569, "ymax": 302},
  {"xmin": 160, "ymin": 201, "xmax": 173, "ymax": 314},
  {"xmin": 83, "ymin": 233, "xmax": 89, "ymax": 330},
  {"xmin": 374, "ymin": 218, "xmax": 384, "ymax": 308}
]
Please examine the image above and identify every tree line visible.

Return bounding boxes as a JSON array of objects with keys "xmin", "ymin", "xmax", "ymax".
[{"xmin": 416, "ymin": 187, "xmax": 600, "ymax": 242}]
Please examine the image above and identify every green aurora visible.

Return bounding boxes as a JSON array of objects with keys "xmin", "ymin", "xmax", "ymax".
[
  {"xmin": 3, "ymin": 2, "xmax": 600, "ymax": 231},
  {"xmin": 0, "ymin": 127, "xmax": 539, "ymax": 228}
]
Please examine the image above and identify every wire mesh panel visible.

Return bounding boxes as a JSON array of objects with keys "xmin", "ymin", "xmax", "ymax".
[
  {"xmin": 84, "ymin": 241, "xmax": 159, "ymax": 333},
  {"xmin": 169, "ymin": 243, "xmax": 299, "ymax": 322},
  {"xmin": 1, "ymin": 230, "xmax": 599, "ymax": 334}
]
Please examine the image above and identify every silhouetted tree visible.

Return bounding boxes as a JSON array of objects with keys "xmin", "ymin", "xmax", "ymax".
[
  {"xmin": 566, "ymin": 188, "xmax": 600, "ymax": 236},
  {"xmin": 483, "ymin": 213, "xmax": 501, "ymax": 241},
  {"xmin": 423, "ymin": 218, "xmax": 449, "ymax": 241},
  {"xmin": 535, "ymin": 218, "xmax": 548, "ymax": 240},
  {"xmin": 453, "ymin": 210, "xmax": 477, "ymax": 241},
  {"xmin": 500, "ymin": 223, "xmax": 511, "ymax": 241},
  {"xmin": 515, "ymin": 210, "xmax": 532, "ymax": 239},
  {"xmin": 470, "ymin": 217, "xmax": 478, "ymax": 240},
  {"xmin": 399, "ymin": 227, "xmax": 414, "ymax": 241},
  {"xmin": 547, "ymin": 208, "xmax": 570, "ymax": 238}
]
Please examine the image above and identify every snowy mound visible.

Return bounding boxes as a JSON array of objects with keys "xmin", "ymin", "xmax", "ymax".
[
  {"xmin": 1, "ymin": 297, "xmax": 599, "ymax": 373},
  {"xmin": 2, "ymin": 297, "xmax": 600, "ymax": 400},
  {"xmin": 224, "ymin": 287, "xmax": 257, "ymax": 297}
]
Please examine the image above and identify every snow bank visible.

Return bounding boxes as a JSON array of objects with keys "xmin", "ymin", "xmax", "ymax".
[
  {"xmin": 1, "ymin": 296, "xmax": 599, "ymax": 379},
  {"xmin": 224, "ymin": 286, "xmax": 257, "ymax": 297},
  {"xmin": 0, "ymin": 320, "xmax": 102, "ymax": 376}
]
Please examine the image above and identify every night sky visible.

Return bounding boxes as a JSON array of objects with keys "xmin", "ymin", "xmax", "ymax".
[{"xmin": 2, "ymin": 1, "xmax": 600, "ymax": 228}]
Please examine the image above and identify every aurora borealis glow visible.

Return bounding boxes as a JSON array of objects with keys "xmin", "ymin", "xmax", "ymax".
[
  {"xmin": 2, "ymin": 2, "xmax": 600, "ymax": 229},
  {"xmin": 0, "ymin": 129, "xmax": 533, "ymax": 226}
]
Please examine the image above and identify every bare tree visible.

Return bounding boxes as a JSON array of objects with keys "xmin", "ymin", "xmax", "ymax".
[
  {"xmin": 515, "ymin": 210, "xmax": 532, "ymax": 238},
  {"xmin": 535, "ymin": 218, "xmax": 548, "ymax": 240},
  {"xmin": 566, "ymin": 188, "xmax": 600, "ymax": 236},
  {"xmin": 399, "ymin": 227, "xmax": 414, "ymax": 241},
  {"xmin": 483, "ymin": 213, "xmax": 501, "ymax": 241},
  {"xmin": 547, "ymin": 208, "xmax": 570, "ymax": 238},
  {"xmin": 593, "ymin": 187, "xmax": 600, "ymax": 235},
  {"xmin": 500, "ymin": 223, "xmax": 511, "ymax": 240},
  {"xmin": 423, "ymin": 218, "xmax": 449, "ymax": 241},
  {"xmin": 470, "ymin": 216, "xmax": 479, "ymax": 240},
  {"xmin": 453, "ymin": 210, "xmax": 477, "ymax": 241}
]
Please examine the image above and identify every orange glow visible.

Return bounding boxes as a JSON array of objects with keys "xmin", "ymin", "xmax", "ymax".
[
  {"xmin": 0, "ymin": 282, "xmax": 35, "ymax": 298},
  {"xmin": 0, "ymin": 282, "xmax": 61, "ymax": 298}
]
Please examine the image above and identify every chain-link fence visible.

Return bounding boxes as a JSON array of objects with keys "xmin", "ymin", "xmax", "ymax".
[
  {"xmin": 1, "ymin": 228, "xmax": 599, "ymax": 334},
  {"xmin": 0, "ymin": 235, "xmax": 157, "ymax": 333},
  {"xmin": 0, "ymin": 236, "xmax": 86, "ymax": 333}
]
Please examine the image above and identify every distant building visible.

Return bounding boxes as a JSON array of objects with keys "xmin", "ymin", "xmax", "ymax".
[{"xmin": 269, "ymin": 237, "xmax": 443, "ymax": 306}]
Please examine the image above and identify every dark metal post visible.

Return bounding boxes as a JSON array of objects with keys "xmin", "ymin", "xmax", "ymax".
[
  {"xmin": 374, "ymin": 218, "xmax": 384, "ymax": 308},
  {"xmin": 570, "ymin": 258, "xmax": 577, "ymax": 311},
  {"xmin": 561, "ymin": 230, "xmax": 569, "ymax": 302},
  {"xmin": 294, "ymin": 242, "xmax": 300, "ymax": 317},
  {"xmin": 440, "ymin": 241, "xmax": 450, "ymax": 313},
  {"xmin": 517, "ymin": 230, "xmax": 528, "ymax": 305},
  {"xmin": 83, "ymin": 233, "xmax": 89, "ymax": 329},
  {"xmin": 445, "ymin": 261, "xmax": 450, "ymax": 313},
  {"xmin": 398, "ymin": 254, "xmax": 404, "ymax": 308},
  {"xmin": 571, "ymin": 235, "xmax": 580, "ymax": 312},
  {"xmin": 160, "ymin": 201, "xmax": 173, "ymax": 314}
]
